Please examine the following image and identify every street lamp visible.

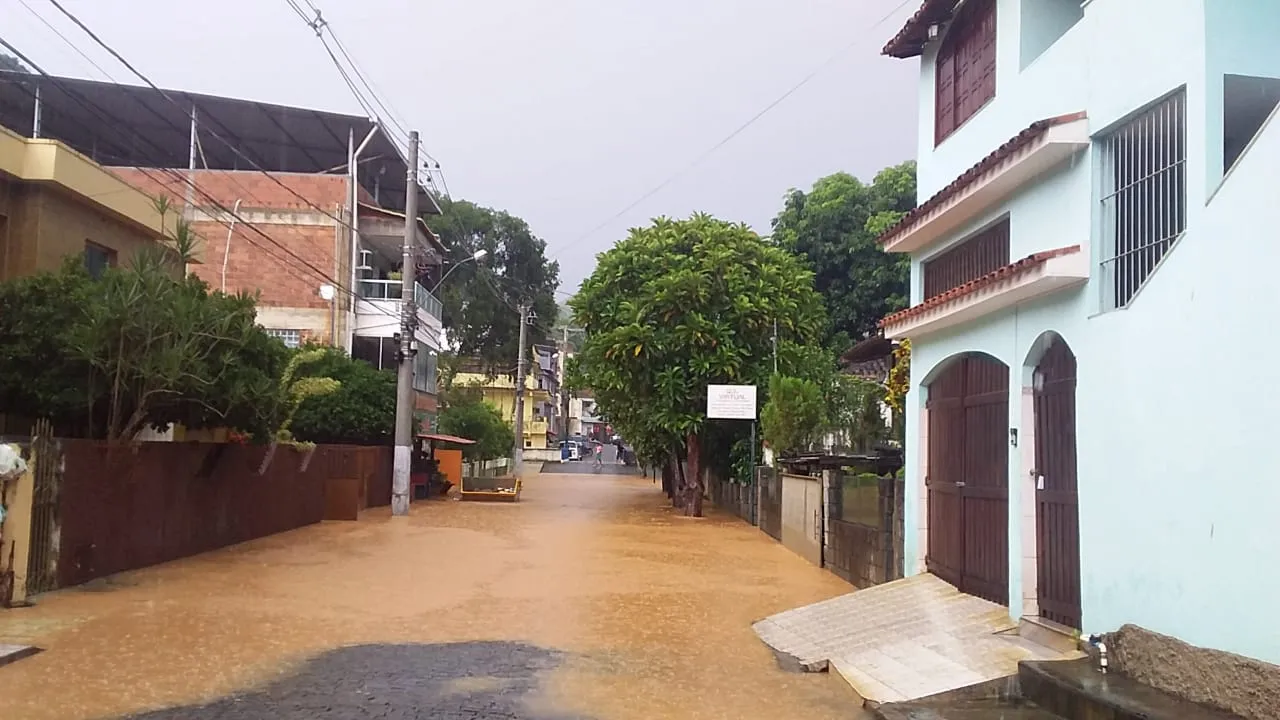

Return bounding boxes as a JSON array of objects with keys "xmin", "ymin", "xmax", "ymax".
[{"xmin": 430, "ymin": 248, "xmax": 487, "ymax": 293}]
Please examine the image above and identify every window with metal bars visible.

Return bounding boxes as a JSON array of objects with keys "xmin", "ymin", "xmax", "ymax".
[
  {"xmin": 936, "ymin": 0, "xmax": 997, "ymax": 145},
  {"xmin": 923, "ymin": 219, "xmax": 1011, "ymax": 300},
  {"xmin": 1099, "ymin": 90, "xmax": 1187, "ymax": 310}
]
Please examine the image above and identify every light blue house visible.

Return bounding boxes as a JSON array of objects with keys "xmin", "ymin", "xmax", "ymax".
[{"xmin": 878, "ymin": 0, "xmax": 1280, "ymax": 664}]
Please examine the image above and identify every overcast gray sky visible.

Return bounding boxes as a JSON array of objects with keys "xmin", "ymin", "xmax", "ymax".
[{"xmin": 8, "ymin": 0, "xmax": 919, "ymax": 292}]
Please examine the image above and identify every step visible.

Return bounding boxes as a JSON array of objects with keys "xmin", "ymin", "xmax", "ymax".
[
  {"xmin": 875, "ymin": 698, "xmax": 1064, "ymax": 720},
  {"xmin": 1019, "ymin": 658, "xmax": 1246, "ymax": 720},
  {"xmin": 1018, "ymin": 616, "xmax": 1081, "ymax": 654},
  {"xmin": 0, "ymin": 643, "xmax": 40, "ymax": 668}
]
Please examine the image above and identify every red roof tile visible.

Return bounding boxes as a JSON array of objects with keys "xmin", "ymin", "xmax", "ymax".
[
  {"xmin": 879, "ymin": 245, "xmax": 1081, "ymax": 329},
  {"xmin": 876, "ymin": 113, "xmax": 1087, "ymax": 248},
  {"xmin": 883, "ymin": 0, "xmax": 956, "ymax": 59}
]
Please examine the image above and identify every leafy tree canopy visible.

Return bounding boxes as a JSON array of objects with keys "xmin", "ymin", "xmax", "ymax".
[
  {"xmin": 0, "ymin": 256, "xmax": 287, "ymax": 441},
  {"xmin": 438, "ymin": 386, "xmax": 514, "ymax": 462},
  {"xmin": 760, "ymin": 374, "xmax": 825, "ymax": 457},
  {"xmin": 288, "ymin": 346, "xmax": 398, "ymax": 446},
  {"xmin": 771, "ymin": 162, "xmax": 917, "ymax": 353},
  {"xmin": 570, "ymin": 213, "xmax": 828, "ymax": 515},
  {"xmin": 427, "ymin": 198, "xmax": 560, "ymax": 370},
  {"xmin": 0, "ymin": 53, "xmax": 27, "ymax": 73}
]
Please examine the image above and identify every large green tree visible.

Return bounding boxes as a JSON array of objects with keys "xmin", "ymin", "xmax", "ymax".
[
  {"xmin": 571, "ymin": 214, "xmax": 827, "ymax": 516},
  {"xmin": 288, "ymin": 346, "xmax": 398, "ymax": 446},
  {"xmin": 438, "ymin": 386, "xmax": 514, "ymax": 462},
  {"xmin": 427, "ymin": 198, "xmax": 559, "ymax": 369},
  {"xmin": 0, "ymin": 257, "xmax": 286, "ymax": 441},
  {"xmin": 771, "ymin": 162, "xmax": 917, "ymax": 353}
]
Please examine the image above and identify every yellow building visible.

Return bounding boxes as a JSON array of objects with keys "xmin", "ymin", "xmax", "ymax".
[
  {"xmin": 0, "ymin": 123, "xmax": 178, "ymax": 281},
  {"xmin": 451, "ymin": 371, "xmax": 552, "ymax": 450},
  {"xmin": 453, "ymin": 345, "xmax": 561, "ymax": 451}
]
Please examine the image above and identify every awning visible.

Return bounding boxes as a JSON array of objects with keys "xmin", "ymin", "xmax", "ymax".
[{"xmin": 417, "ymin": 433, "xmax": 476, "ymax": 445}]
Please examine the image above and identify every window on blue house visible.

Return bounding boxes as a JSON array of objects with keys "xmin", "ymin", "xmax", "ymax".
[
  {"xmin": 1099, "ymin": 90, "xmax": 1187, "ymax": 310},
  {"xmin": 1019, "ymin": 0, "xmax": 1082, "ymax": 70},
  {"xmin": 1223, "ymin": 74, "xmax": 1280, "ymax": 175}
]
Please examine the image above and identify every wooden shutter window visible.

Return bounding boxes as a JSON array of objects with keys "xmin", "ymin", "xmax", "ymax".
[
  {"xmin": 922, "ymin": 219, "xmax": 1010, "ymax": 300},
  {"xmin": 935, "ymin": 0, "xmax": 997, "ymax": 145}
]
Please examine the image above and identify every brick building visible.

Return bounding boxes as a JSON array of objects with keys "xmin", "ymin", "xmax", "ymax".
[{"xmin": 0, "ymin": 72, "xmax": 446, "ymax": 421}]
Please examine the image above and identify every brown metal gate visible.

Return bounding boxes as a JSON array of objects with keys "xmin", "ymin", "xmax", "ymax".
[
  {"xmin": 1034, "ymin": 339, "xmax": 1082, "ymax": 629},
  {"xmin": 25, "ymin": 420, "xmax": 60, "ymax": 595},
  {"xmin": 757, "ymin": 467, "xmax": 782, "ymax": 541},
  {"xmin": 926, "ymin": 355, "xmax": 1009, "ymax": 606}
]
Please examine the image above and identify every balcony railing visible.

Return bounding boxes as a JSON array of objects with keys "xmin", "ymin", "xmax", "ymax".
[
  {"xmin": 357, "ymin": 279, "xmax": 442, "ymax": 319},
  {"xmin": 414, "ymin": 282, "xmax": 443, "ymax": 319}
]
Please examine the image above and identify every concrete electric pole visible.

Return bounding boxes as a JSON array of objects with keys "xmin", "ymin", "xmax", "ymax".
[
  {"xmin": 512, "ymin": 303, "xmax": 530, "ymax": 474},
  {"xmin": 391, "ymin": 130, "xmax": 420, "ymax": 517},
  {"xmin": 559, "ymin": 326, "xmax": 571, "ymax": 445}
]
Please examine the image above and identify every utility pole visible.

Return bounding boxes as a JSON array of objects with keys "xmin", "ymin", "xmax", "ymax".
[
  {"xmin": 513, "ymin": 303, "xmax": 531, "ymax": 474},
  {"xmin": 391, "ymin": 130, "xmax": 420, "ymax": 517},
  {"xmin": 560, "ymin": 326, "xmax": 571, "ymax": 445}
]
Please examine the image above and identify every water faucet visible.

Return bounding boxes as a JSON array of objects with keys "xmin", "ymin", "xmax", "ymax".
[{"xmin": 1087, "ymin": 634, "xmax": 1109, "ymax": 674}]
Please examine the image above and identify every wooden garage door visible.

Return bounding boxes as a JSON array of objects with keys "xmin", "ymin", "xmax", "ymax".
[
  {"xmin": 926, "ymin": 355, "xmax": 1010, "ymax": 606},
  {"xmin": 1034, "ymin": 339, "xmax": 1082, "ymax": 629}
]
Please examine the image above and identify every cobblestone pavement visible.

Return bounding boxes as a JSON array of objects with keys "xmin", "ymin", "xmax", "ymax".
[
  {"xmin": 127, "ymin": 642, "xmax": 588, "ymax": 720},
  {"xmin": 0, "ymin": 472, "xmax": 864, "ymax": 720}
]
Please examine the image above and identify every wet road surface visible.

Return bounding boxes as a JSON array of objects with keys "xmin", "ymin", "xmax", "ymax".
[{"xmin": 0, "ymin": 464, "xmax": 864, "ymax": 719}]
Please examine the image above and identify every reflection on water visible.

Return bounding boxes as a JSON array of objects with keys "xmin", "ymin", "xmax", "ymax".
[{"xmin": 0, "ymin": 474, "xmax": 866, "ymax": 719}]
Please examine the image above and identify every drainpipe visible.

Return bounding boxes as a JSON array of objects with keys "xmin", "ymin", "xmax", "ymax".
[
  {"xmin": 346, "ymin": 123, "xmax": 379, "ymax": 354},
  {"xmin": 32, "ymin": 83, "xmax": 41, "ymax": 138},
  {"xmin": 220, "ymin": 199, "xmax": 242, "ymax": 292}
]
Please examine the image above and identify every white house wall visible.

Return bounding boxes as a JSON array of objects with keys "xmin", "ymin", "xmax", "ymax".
[{"xmin": 902, "ymin": 0, "xmax": 1280, "ymax": 664}]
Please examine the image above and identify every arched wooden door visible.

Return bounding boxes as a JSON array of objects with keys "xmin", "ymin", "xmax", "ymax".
[
  {"xmin": 1033, "ymin": 339, "xmax": 1081, "ymax": 629},
  {"xmin": 926, "ymin": 355, "xmax": 1010, "ymax": 606}
]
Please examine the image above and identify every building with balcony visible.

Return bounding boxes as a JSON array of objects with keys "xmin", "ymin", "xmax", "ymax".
[
  {"xmin": 880, "ymin": 0, "xmax": 1280, "ymax": 667},
  {"xmin": 0, "ymin": 123, "xmax": 177, "ymax": 281},
  {"xmin": 452, "ymin": 345, "xmax": 562, "ymax": 452},
  {"xmin": 0, "ymin": 72, "xmax": 447, "ymax": 420}
]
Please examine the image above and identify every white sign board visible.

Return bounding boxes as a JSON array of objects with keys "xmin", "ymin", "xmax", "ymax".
[{"xmin": 706, "ymin": 384, "xmax": 757, "ymax": 420}]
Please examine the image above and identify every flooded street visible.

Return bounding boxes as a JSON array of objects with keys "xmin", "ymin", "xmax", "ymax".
[{"xmin": 0, "ymin": 468, "xmax": 864, "ymax": 719}]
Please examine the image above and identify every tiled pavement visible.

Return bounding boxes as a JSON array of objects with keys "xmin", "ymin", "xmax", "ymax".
[
  {"xmin": 0, "ymin": 643, "xmax": 38, "ymax": 668},
  {"xmin": 753, "ymin": 574, "xmax": 1081, "ymax": 705}
]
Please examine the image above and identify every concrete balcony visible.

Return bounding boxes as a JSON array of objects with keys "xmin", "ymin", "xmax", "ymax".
[{"xmin": 353, "ymin": 279, "xmax": 442, "ymax": 351}]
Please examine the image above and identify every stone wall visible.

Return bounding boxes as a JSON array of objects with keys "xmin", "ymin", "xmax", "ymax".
[{"xmin": 1107, "ymin": 623, "xmax": 1280, "ymax": 720}]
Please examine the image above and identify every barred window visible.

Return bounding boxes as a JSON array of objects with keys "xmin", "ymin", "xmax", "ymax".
[
  {"xmin": 265, "ymin": 328, "xmax": 302, "ymax": 349},
  {"xmin": 1099, "ymin": 90, "xmax": 1187, "ymax": 310}
]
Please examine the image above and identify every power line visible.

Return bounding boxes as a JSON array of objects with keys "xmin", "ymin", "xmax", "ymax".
[
  {"xmin": 15, "ymin": 0, "xmax": 113, "ymax": 81},
  {"xmin": 284, "ymin": 1, "xmax": 453, "ymax": 195},
  {"xmin": 0, "ymin": 36, "xmax": 402, "ymax": 323},
  {"xmin": 41, "ymin": 0, "xmax": 423, "ymax": 264},
  {"xmin": 546, "ymin": 0, "xmax": 917, "ymax": 260}
]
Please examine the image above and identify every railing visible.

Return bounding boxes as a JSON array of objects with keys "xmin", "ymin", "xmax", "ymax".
[
  {"xmin": 356, "ymin": 279, "xmax": 443, "ymax": 319},
  {"xmin": 414, "ymin": 282, "xmax": 443, "ymax": 320}
]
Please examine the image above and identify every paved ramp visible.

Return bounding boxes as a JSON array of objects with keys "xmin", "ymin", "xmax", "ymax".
[{"xmin": 753, "ymin": 574, "xmax": 1077, "ymax": 704}]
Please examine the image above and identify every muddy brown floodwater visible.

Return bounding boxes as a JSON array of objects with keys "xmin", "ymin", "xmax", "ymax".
[{"xmin": 0, "ymin": 471, "xmax": 867, "ymax": 719}]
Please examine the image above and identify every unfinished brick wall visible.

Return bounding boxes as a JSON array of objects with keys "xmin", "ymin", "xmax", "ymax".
[{"xmin": 109, "ymin": 168, "xmax": 353, "ymax": 342}]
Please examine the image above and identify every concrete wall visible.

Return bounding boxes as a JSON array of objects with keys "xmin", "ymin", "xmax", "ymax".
[
  {"xmin": 900, "ymin": 0, "xmax": 1280, "ymax": 663},
  {"xmin": 0, "ymin": 181, "xmax": 175, "ymax": 281}
]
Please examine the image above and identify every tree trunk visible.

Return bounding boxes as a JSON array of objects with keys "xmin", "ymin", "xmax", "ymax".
[
  {"xmin": 661, "ymin": 459, "xmax": 674, "ymax": 498},
  {"xmin": 671, "ymin": 451, "xmax": 686, "ymax": 510},
  {"xmin": 685, "ymin": 432, "xmax": 703, "ymax": 517}
]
